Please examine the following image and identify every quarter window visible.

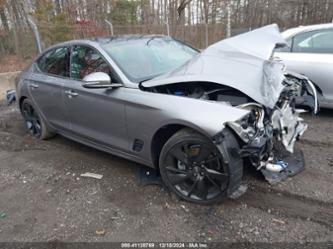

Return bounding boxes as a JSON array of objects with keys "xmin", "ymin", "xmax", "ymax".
[
  {"xmin": 292, "ymin": 29, "xmax": 333, "ymax": 54},
  {"xmin": 37, "ymin": 47, "xmax": 70, "ymax": 77},
  {"xmin": 70, "ymin": 45, "xmax": 112, "ymax": 80}
]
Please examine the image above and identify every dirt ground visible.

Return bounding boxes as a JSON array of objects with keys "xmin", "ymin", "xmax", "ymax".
[{"xmin": 0, "ymin": 100, "xmax": 332, "ymax": 243}]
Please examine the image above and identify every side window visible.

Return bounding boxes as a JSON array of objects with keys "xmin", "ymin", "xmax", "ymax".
[
  {"xmin": 292, "ymin": 29, "xmax": 333, "ymax": 54},
  {"xmin": 37, "ymin": 47, "xmax": 70, "ymax": 77},
  {"xmin": 70, "ymin": 45, "xmax": 112, "ymax": 80}
]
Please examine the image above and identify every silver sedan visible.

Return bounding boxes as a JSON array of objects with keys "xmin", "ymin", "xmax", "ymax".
[
  {"xmin": 275, "ymin": 23, "xmax": 333, "ymax": 108},
  {"xmin": 15, "ymin": 25, "xmax": 317, "ymax": 204}
]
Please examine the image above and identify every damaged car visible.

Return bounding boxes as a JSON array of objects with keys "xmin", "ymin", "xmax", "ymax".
[{"xmin": 16, "ymin": 24, "xmax": 318, "ymax": 204}]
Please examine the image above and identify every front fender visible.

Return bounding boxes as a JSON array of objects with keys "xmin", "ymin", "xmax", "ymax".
[
  {"xmin": 285, "ymin": 71, "xmax": 319, "ymax": 114},
  {"xmin": 125, "ymin": 89, "xmax": 250, "ymax": 165}
]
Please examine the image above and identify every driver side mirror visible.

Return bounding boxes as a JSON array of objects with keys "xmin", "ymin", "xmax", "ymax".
[{"xmin": 82, "ymin": 72, "xmax": 122, "ymax": 89}]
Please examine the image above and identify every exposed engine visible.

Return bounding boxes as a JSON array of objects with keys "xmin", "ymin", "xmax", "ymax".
[
  {"xmin": 226, "ymin": 73, "xmax": 318, "ymax": 183},
  {"xmin": 147, "ymin": 82, "xmax": 253, "ymax": 105},
  {"xmin": 144, "ymin": 74, "xmax": 318, "ymax": 184}
]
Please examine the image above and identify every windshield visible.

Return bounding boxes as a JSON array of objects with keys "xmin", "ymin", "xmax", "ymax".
[{"xmin": 101, "ymin": 37, "xmax": 199, "ymax": 82}]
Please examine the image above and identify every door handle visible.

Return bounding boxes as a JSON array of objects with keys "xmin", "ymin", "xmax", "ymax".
[
  {"xmin": 30, "ymin": 83, "xmax": 39, "ymax": 89},
  {"xmin": 65, "ymin": 90, "xmax": 79, "ymax": 98}
]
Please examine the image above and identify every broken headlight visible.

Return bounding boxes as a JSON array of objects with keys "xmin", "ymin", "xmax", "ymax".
[{"xmin": 227, "ymin": 103, "xmax": 265, "ymax": 143}]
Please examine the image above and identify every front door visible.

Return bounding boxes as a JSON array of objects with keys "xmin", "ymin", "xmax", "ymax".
[{"xmin": 63, "ymin": 45, "xmax": 128, "ymax": 152}]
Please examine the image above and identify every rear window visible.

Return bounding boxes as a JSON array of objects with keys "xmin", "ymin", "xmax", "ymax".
[{"xmin": 37, "ymin": 47, "xmax": 70, "ymax": 77}]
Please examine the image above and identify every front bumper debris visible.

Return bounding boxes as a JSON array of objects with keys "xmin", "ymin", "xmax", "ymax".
[
  {"xmin": 260, "ymin": 147, "xmax": 305, "ymax": 184},
  {"xmin": 271, "ymin": 103, "xmax": 308, "ymax": 153}
]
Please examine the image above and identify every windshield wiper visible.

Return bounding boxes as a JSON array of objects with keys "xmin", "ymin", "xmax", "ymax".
[
  {"xmin": 139, "ymin": 72, "xmax": 166, "ymax": 83},
  {"xmin": 139, "ymin": 77, "xmax": 155, "ymax": 83}
]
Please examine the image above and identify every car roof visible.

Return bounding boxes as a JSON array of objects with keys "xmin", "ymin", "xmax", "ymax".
[
  {"xmin": 281, "ymin": 23, "xmax": 333, "ymax": 38},
  {"xmin": 51, "ymin": 34, "xmax": 169, "ymax": 48},
  {"xmin": 91, "ymin": 34, "xmax": 168, "ymax": 43}
]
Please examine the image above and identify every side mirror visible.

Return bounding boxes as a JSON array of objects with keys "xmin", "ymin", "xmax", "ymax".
[{"xmin": 82, "ymin": 72, "xmax": 122, "ymax": 89}]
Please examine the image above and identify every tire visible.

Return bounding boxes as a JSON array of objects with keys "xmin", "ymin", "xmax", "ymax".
[
  {"xmin": 159, "ymin": 128, "xmax": 243, "ymax": 204},
  {"xmin": 21, "ymin": 98, "xmax": 55, "ymax": 140}
]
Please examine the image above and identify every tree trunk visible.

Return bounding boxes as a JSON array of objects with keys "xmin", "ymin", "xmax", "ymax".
[{"xmin": 0, "ymin": 0, "xmax": 9, "ymax": 32}]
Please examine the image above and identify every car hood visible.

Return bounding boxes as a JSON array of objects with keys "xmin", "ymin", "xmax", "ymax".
[{"xmin": 142, "ymin": 24, "xmax": 287, "ymax": 108}]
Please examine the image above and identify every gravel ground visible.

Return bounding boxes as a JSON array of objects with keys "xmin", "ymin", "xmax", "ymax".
[{"xmin": 0, "ymin": 101, "xmax": 332, "ymax": 243}]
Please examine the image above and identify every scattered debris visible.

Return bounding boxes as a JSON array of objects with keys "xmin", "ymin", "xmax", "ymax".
[
  {"xmin": 164, "ymin": 202, "xmax": 177, "ymax": 210},
  {"xmin": 95, "ymin": 229, "xmax": 106, "ymax": 236},
  {"xmin": 6, "ymin": 89, "xmax": 16, "ymax": 105},
  {"xmin": 0, "ymin": 212, "xmax": 6, "ymax": 220},
  {"xmin": 180, "ymin": 204, "xmax": 189, "ymax": 212},
  {"xmin": 110, "ymin": 216, "xmax": 120, "ymax": 220},
  {"xmin": 80, "ymin": 172, "xmax": 103, "ymax": 180},
  {"xmin": 138, "ymin": 166, "xmax": 162, "ymax": 186},
  {"xmin": 88, "ymin": 190, "xmax": 98, "ymax": 196},
  {"xmin": 272, "ymin": 218, "xmax": 286, "ymax": 225}
]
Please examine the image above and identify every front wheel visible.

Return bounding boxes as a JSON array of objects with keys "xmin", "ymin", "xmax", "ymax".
[{"xmin": 159, "ymin": 128, "xmax": 243, "ymax": 204}]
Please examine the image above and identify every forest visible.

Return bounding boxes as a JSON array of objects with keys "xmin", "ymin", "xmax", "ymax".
[{"xmin": 0, "ymin": 0, "xmax": 333, "ymax": 67}]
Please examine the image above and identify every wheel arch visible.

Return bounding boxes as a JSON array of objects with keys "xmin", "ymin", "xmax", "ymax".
[
  {"xmin": 150, "ymin": 123, "xmax": 214, "ymax": 170},
  {"xmin": 19, "ymin": 96, "xmax": 28, "ymax": 111},
  {"xmin": 306, "ymin": 79, "xmax": 323, "ymax": 96}
]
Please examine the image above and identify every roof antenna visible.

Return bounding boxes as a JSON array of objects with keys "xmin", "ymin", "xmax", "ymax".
[{"xmin": 28, "ymin": 16, "xmax": 42, "ymax": 54}]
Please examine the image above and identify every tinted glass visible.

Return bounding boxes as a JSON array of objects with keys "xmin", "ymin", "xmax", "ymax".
[
  {"xmin": 292, "ymin": 29, "xmax": 333, "ymax": 53},
  {"xmin": 101, "ymin": 37, "xmax": 198, "ymax": 82},
  {"xmin": 37, "ymin": 47, "xmax": 70, "ymax": 77},
  {"xmin": 71, "ymin": 45, "xmax": 112, "ymax": 80}
]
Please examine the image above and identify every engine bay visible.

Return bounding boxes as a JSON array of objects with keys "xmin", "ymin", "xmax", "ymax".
[{"xmin": 145, "ymin": 82, "xmax": 253, "ymax": 106}]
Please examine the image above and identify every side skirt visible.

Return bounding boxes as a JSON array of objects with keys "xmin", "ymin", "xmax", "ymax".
[{"xmin": 57, "ymin": 130, "xmax": 154, "ymax": 168}]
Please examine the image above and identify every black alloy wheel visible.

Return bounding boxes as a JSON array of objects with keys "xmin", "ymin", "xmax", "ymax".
[
  {"xmin": 21, "ymin": 101, "xmax": 42, "ymax": 138},
  {"xmin": 159, "ymin": 129, "xmax": 243, "ymax": 204}
]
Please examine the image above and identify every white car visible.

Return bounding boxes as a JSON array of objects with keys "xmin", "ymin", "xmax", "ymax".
[{"xmin": 275, "ymin": 23, "xmax": 333, "ymax": 108}]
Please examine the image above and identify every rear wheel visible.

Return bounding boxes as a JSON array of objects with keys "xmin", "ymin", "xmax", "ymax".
[
  {"xmin": 21, "ymin": 99, "xmax": 55, "ymax": 140},
  {"xmin": 159, "ymin": 128, "xmax": 243, "ymax": 204}
]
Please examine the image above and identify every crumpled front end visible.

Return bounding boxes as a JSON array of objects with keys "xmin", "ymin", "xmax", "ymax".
[
  {"xmin": 226, "ymin": 74, "xmax": 318, "ymax": 185},
  {"xmin": 141, "ymin": 24, "xmax": 319, "ymax": 189}
]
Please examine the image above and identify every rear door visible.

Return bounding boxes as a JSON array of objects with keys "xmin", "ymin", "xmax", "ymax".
[
  {"xmin": 63, "ymin": 44, "xmax": 128, "ymax": 151},
  {"xmin": 276, "ymin": 29, "xmax": 333, "ymax": 106},
  {"xmin": 28, "ymin": 46, "xmax": 70, "ymax": 130}
]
